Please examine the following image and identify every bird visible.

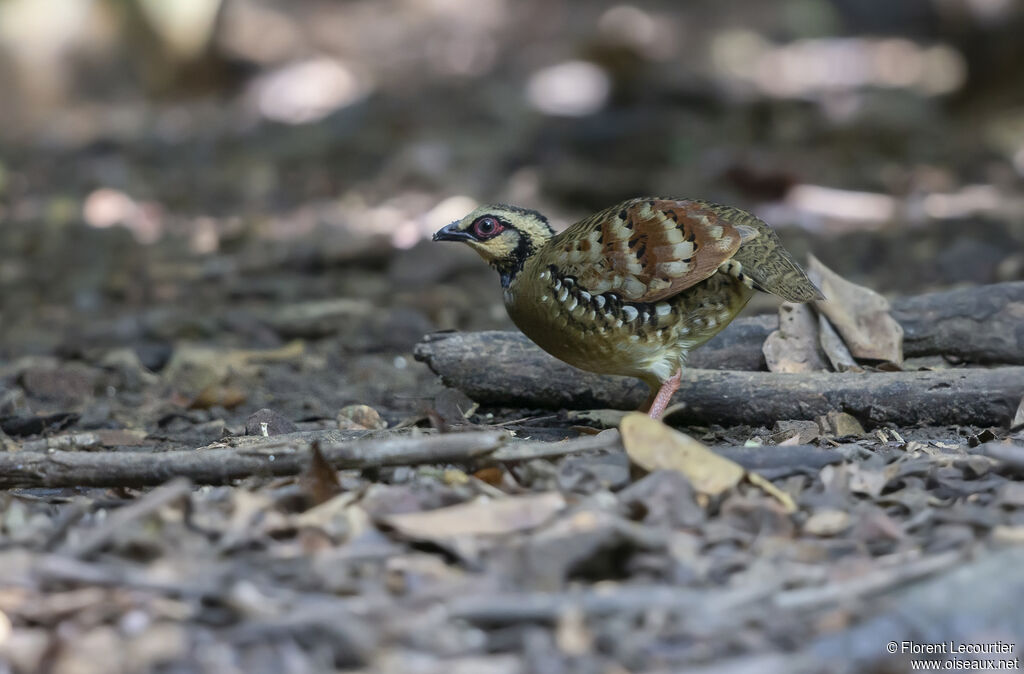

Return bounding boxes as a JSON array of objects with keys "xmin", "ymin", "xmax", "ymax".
[{"xmin": 433, "ymin": 197, "xmax": 823, "ymax": 418}]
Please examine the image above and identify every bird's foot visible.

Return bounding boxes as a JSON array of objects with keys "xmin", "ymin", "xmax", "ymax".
[{"xmin": 646, "ymin": 368, "xmax": 682, "ymax": 419}]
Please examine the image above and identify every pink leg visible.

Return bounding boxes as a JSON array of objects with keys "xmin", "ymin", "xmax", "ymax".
[{"xmin": 646, "ymin": 368, "xmax": 682, "ymax": 419}]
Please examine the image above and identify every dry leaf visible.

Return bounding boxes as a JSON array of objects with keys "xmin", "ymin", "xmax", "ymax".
[
  {"xmin": 433, "ymin": 388, "xmax": 479, "ymax": 427},
  {"xmin": 803, "ymin": 509, "xmax": 851, "ymax": 536},
  {"xmin": 746, "ymin": 472, "xmax": 796, "ymax": 513},
  {"xmin": 472, "ymin": 466, "xmax": 507, "ymax": 486},
  {"xmin": 807, "ymin": 255, "xmax": 903, "ymax": 366},
  {"xmin": 337, "ymin": 404, "xmax": 387, "ymax": 430},
  {"xmin": 762, "ymin": 302, "xmax": 828, "ymax": 373},
  {"xmin": 772, "ymin": 420, "xmax": 820, "ymax": 444},
  {"xmin": 300, "ymin": 442, "xmax": 342, "ymax": 506},
  {"xmin": 847, "ymin": 465, "xmax": 888, "ymax": 498},
  {"xmin": 818, "ymin": 411, "xmax": 865, "ymax": 437},
  {"xmin": 555, "ymin": 607, "xmax": 593, "ymax": 656},
  {"xmin": 1011, "ymin": 396, "xmax": 1024, "ymax": 431},
  {"xmin": 621, "ymin": 414, "xmax": 798, "ymax": 512},
  {"xmin": 565, "ymin": 409, "xmax": 629, "ymax": 428},
  {"xmin": 291, "ymin": 491, "xmax": 365, "ymax": 541},
  {"xmin": 383, "ymin": 492, "xmax": 566, "ymax": 540},
  {"xmin": 621, "ymin": 413, "xmax": 743, "ymax": 496},
  {"xmin": 992, "ymin": 526, "xmax": 1024, "ymax": 545},
  {"xmin": 817, "ymin": 313, "xmax": 862, "ymax": 372},
  {"xmin": 443, "ymin": 469, "xmax": 470, "ymax": 486},
  {"xmin": 189, "ymin": 384, "xmax": 247, "ymax": 410}
]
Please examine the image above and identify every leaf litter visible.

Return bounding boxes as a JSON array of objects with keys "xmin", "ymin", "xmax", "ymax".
[{"xmin": 2, "ymin": 14, "xmax": 1023, "ymax": 671}]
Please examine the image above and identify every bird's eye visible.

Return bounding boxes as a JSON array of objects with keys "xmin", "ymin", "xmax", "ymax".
[{"xmin": 473, "ymin": 216, "xmax": 503, "ymax": 239}]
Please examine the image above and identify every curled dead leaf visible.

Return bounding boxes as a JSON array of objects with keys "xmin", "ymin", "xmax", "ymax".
[
  {"xmin": 762, "ymin": 302, "xmax": 828, "ymax": 373},
  {"xmin": 621, "ymin": 413, "xmax": 743, "ymax": 496},
  {"xmin": 807, "ymin": 255, "xmax": 903, "ymax": 366},
  {"xmin": 746, "ymin": 472, "xmax": 796, "ymax": 514},
  {"xmin": 621, "ymin": 414, "xmax": 796, "ymax": 512},
  {"xmin": 1011, "ymin": 395, "xmax": 1024, "ymax": 431},
  {"xmin": 817, "ymin": 312, "xmax": 862, "ymax": 372}
]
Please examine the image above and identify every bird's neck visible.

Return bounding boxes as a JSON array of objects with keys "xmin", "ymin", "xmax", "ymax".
[
  {"xmin": 495, "ymin": 261, "xmax": 523, "ymax": 289},
  {"xmin": 492, "ymin": 237, "xmax": 542, "ymax": 288}
]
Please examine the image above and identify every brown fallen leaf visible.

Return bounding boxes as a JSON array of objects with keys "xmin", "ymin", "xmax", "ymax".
[
  {"xmin": 299, "ymin": 442, "xmax": 342, "ymax": 507},
  {"xmin": 620, "ymin": 414, "xmax": 796, "ymax": 512},
  {"xmin": 472, "ymin": 466, "xmax": 507, "ymax": 486},
  {"xmin": 807, "ymin": 255, "xmax": 903, "ymax": 366},
  {"xmin": 762, "ymin": 302, "xmax": 828, "ymax": 373},
  {"xmin": 621, "ymin": 413, "xmax": 743, "ymax": 496},
  {"xmin": 382, "ymin": 492, "xmax": 566, "ymax": 540}
]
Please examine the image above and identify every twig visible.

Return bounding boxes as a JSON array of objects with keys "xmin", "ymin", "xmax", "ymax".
[
  {"xmin": 446, "ymin": 582, "xmax": 779, "ymax": 624},
  {"xmin": 0, "ymin": 431, "xmax": 509, "ymax": 489},
  {"xmin": 772, "ymin": 550, "xmax": 964, "ymax": 611},
  {"xmin": 60, "ymin": 478, "xmax": 193, "ymax": 558}
]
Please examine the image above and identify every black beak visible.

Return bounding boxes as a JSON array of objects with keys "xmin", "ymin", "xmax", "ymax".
[{"xmin": 433, "ymin": 222, "xmax": 475, "ymax": 242}]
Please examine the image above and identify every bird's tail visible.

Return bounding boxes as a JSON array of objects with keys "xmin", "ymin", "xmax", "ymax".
[{"xmin": 708, "ymin": 204, "xmax": 824, "ymax": 303}]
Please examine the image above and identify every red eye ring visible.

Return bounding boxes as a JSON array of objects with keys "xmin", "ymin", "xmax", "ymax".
[{"xmin": 472, "ymin": 216, "xmax": 503, "ymax": 239}]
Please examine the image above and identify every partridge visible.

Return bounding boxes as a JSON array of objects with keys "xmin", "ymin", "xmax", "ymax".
[{"xmin": 433, "ymin": 198, "xmax": 823, "ymax": 418}]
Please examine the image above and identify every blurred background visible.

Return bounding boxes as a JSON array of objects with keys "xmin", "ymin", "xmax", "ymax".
[{"xmin": 1, "ymin": 0, "xmax": 1024, "ymax": 419}]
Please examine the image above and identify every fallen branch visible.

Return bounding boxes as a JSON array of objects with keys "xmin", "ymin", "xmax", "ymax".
[
  {"xmin": 0, "ymin": 421, "xmax": 845, "ymax": 489},
  {"xmin": 415, "ymin": 332, "xmax": 1024, "ymax": 426},
  {"xmin": 0, "ymin": 431, "xmax": 508, "ymax": 489},
  {"xmin": 892, "ymin": 281, "xmax": 1024, "ymax": 366},
  {"xmin": 429, "ymin": 282, "xmax": 1024, "ymax": 372}
]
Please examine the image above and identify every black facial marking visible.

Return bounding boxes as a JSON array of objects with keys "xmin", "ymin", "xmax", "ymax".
[
  {"xmin": 491, "ymin": 204, "xmax": 553, "ymax": 235},
  {"xmin": 495, "ymin": 227, "xmax": 535, "ymax": 288}
]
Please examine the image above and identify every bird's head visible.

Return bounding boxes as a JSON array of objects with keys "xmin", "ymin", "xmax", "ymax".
[{"xmin": 432, "ymin": 204, "xmax": 554, "ymax": 286}]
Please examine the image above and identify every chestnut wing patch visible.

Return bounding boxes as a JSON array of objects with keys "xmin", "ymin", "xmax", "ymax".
[{"xmin": 556, "ymin": 199, "xmax": 742, "ymax": 302}]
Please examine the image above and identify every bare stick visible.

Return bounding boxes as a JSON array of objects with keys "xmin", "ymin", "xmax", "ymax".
[
  {"xmin": 61, "ymin": 478, "xmax": 193, "ymax": 557},
  {"xmin": 0, "ymin": 431, "xmax": 509, "ymax": 489},
  {"xmin": 416, "ymin": 332, "xmax": 1024, "ymax": 426}
]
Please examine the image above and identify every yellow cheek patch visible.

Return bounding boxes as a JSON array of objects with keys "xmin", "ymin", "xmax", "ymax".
[{"xmin": 469, "ymin": 231, "xmax": 519, "ymax": 263}]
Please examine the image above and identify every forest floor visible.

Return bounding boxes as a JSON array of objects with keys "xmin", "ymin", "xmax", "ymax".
[{"xmin": 3, "ymin": 24, "xmax": 1024, "ymax": 671}]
